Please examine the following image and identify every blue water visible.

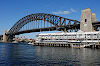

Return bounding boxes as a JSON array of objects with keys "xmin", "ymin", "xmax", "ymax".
[{"xmin": 0, "ymin": 43, "xmax": 100, "ymax": 66}]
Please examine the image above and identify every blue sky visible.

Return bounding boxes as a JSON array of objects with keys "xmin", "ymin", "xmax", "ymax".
[{"xmin": 0, "ymin": 0, "xmax": 100, "ymax": 38}]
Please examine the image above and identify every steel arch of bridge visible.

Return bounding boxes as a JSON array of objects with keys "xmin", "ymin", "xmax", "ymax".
[{"xmin": 7, "ymin": 13, "xmax": 80, "ymax": 35}]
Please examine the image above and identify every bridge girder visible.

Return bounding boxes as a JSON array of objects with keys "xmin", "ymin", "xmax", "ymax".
[{"xmin": 7, "ymin": 13, "xmax": 80, "ymax": 35}]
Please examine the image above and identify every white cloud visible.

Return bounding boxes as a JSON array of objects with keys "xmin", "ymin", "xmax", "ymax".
[
  {"xmin": 70, "ymin": 8, "xmax": 76, "ymax": 12},
  {"xmin": 52, "ymin": 8, "xmax": 76, "ymax": 15},
  {"xmin": 52, "ymin": 10, "xmax": 70, "ymax": 15}
]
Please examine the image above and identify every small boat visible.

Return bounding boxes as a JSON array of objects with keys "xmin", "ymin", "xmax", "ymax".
[{"xmin": 28, "ymin": 42, "xmax": 34, "ymax": 45}]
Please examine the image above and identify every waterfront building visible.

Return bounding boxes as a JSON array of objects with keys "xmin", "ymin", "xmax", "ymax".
[
  {"xmin": 36, "ymin": 30, "xmax": 100, "ymax": 43},
  {"xmin": 35, "ymin": 8, "xmax": 100, "ymax": 48},
  {"xmin": 35, "ymin": 30, "xmax": 100, "ymax": 47}
]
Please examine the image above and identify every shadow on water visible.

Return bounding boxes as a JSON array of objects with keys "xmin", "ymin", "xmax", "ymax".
[{"xmin": 0, "ymin": 43, "xmax": 100, "ymax": 66}]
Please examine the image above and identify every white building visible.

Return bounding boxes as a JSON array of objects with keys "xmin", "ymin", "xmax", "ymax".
[{"xmin": 36, "ymin": 30, "xmax": 100, "ymax": 44}]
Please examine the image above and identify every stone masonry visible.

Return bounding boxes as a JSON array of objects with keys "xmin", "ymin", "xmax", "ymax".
[{"xmin": 80, "ymin": 8, "xmax": 97, "ymax": 32}]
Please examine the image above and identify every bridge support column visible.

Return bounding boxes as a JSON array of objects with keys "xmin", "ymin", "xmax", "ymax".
[
  {"xmin": 3, "ymin": 30, "xmax": 7, "ymax": 42},
  {"xmin": 80, "ymin": 8, "xmax": 97, "ymax": 32}
]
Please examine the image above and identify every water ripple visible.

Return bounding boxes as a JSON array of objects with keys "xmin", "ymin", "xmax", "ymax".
[{"xmin": 0, "ymin": 43, "xmax": 100, "ymax": 66}]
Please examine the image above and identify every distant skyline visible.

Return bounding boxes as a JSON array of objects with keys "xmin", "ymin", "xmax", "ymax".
[{"xmin": 0, "ymin": 0, "xmax": 100, "ymax": 38}]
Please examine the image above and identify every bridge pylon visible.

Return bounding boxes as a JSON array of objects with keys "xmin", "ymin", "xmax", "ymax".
[
  {"xmin": 3, "ymin": 30, "xmax": 7, "ymax": 42},
  {"xmin": 80, "ymin": 8, "xmax": 97, "ymax": 32}
]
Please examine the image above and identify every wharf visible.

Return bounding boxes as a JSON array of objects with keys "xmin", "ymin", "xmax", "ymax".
[
  {"xmin": 32, "ymin": 42, "xmax": 100, "ymax": 48},
  {"xmin": 33, "ymin": 42, "xmax": 71, "ymax": 47}
]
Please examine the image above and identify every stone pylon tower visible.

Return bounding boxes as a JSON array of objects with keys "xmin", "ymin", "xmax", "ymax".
[
  {"xmin": 91, "ymin": 13, "xmax": 97, "ymax": 22},
  {"xmin": 3, "ymin": 30, "xmax": 7, "ymax": 42},
  {"xmin": 80, "ymin": 8, "xmax": 97, "ymax": 32}
]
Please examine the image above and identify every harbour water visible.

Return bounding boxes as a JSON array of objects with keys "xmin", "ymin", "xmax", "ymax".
[{"xmin": 0, "ymin": 43, "xmax": 100, "ymax": 66}]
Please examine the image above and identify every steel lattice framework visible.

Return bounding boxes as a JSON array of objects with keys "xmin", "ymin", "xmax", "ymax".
[{"xmin": 7, "ymin": 13, "xmax": 80, "ymax": 35}]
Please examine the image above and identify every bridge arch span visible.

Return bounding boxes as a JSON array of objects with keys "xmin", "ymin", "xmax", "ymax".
[{"xmin": 7, "ymin": 13, "xmax": 80, "ymax": 35}]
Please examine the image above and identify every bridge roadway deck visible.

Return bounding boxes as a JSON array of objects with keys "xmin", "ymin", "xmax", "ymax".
[
  {"xmin": 0, "ymin": 21, "xmax": 100, "ymax": 37},
  {"xmin": 7, "ymin": 22, "xmax": 100, "ymax": 35},
  {"xmin": 9, "ymin": 27, "xmax": 57, "ymax": 35},
  {"xmin": 92, "ymin": 22, "xmax": 100, "ymax": 27},
  {"xmin": 7, "ymin": 24, "xmax": 80, "ymax": 35}
]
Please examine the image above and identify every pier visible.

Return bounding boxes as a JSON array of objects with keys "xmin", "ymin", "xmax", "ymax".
[
  {"xmin": 30, "ymin": 42, "xmax": 100, "ymax": 49},
  {"xmin": 34, "ymin": 42, "xmax": 71, "ymax": 47}
]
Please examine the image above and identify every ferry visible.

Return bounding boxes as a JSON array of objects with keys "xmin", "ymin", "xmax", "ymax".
[{"xmin": 35, "ymin": 30, "xmax": 100, "ymax": 47}]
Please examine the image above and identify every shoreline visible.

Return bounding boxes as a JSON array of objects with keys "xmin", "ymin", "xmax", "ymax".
[{"xmin": 0, "ymin": 42, "xmax": 100, "ymax": 49}]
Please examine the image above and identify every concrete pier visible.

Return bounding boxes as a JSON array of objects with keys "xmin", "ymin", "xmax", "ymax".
[
  {"xmin": 3, "ymin": 30, "xmax": 7, "ymax": 42},
  {"xmin": 31, "ymin": 42, "xmax": 100, "ymax": 49},
  {"xmin": 33, "ymin": 42, "xmax": 71, "ymax": 47}
]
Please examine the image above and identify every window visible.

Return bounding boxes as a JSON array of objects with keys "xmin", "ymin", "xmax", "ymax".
[{"xmin": 85, "ymin": 19, "xmax": 87, "ymax": 22}]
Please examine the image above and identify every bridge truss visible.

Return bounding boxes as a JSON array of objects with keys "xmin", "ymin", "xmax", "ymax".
[{"xmin": 7, "ymin": 13, "xmax": 80, "ymax": 35}]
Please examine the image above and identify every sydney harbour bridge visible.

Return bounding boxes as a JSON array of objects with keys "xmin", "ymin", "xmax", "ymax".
[{"xmin": 0, "ymin": 8, "xmax": 100, "ymax": 42}]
